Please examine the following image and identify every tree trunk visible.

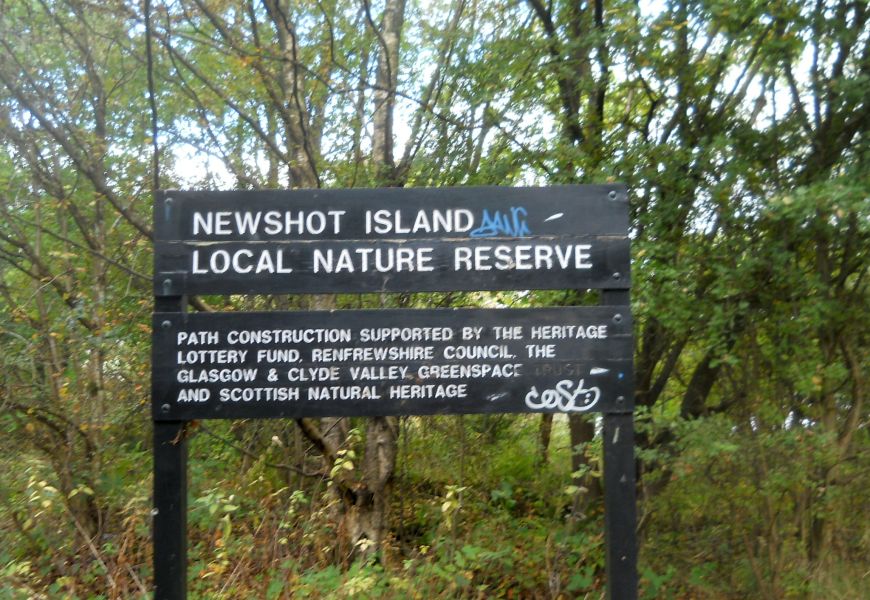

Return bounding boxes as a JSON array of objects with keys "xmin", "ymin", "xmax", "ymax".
[
  {"xmin": 346, "ymin": 417, "xmax": 398, "ymax": 558},
  {"xmin": 568, "ymin": 414, "xmax": 601, "ymax": 519},
  {"xmin": 340, "ymin": 0, "xmax": 407, "ymax": 560},
  {"xmin": 538, "ymin": 413, "xmax": 554, "ymax": 464},
  {"xmin": 371, "ymin": 0, "xmax": 406, "ymax": 185},
  {"xmin": 265, "ymin": 0, "xmax": 320, "ymax": 188}
]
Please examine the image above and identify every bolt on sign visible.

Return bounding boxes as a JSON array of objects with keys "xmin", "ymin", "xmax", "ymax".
[{"xmin": 151, "ymin": 185, "xmax": 637, "ymax": 600}]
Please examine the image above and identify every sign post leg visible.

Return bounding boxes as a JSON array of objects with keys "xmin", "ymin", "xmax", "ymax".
[
  {"xmin": 603, "ymin": 412, "xmax": 637, "ymax": 600},
  {"xmin": 153, "ymin": 420, "xmax": 188, "ymax": 600},
  {"xmin": 153, "ymin": 290, "xmax": 187, "ymax": 599}
]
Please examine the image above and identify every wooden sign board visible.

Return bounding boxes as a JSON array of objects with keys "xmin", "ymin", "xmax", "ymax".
[
  {"xmin": 153, "ymin": 185, "xmax": 630, "ymax": 295},
  {"xmin": 152, "ymin": 306, "xmax": 633, "ymax": 420},
  {"xmin": 151, "ymin": 185, "xmax": 637, "ymax": 600}
]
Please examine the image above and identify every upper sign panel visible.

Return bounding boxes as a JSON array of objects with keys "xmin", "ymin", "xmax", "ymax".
[{"xmin": 154, "ymin": 185, "xmax": 630, "ymax": 295}]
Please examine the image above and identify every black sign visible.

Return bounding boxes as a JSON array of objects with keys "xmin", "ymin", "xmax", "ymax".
[
  {"xmin": 153, "ymin": 185, "xmax": 630, "ymax": 295},
  {"xmin": 152, "ymin": 306, "xmax": 633, "ymax": 420},
  {"xmin": 150, "ymin": 185, "xmax": 638, "ymax": 599}
]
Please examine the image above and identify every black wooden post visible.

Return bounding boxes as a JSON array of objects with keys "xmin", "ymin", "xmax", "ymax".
[
  {"xmin": 153, "ymin": 421, "xmax": 187, "ymax": 600},
  {"xmin": 153, "ymin": 290, "xmax": 187, "ymax": 600},
  {"xmin": 603, "ymin": 413, "xmax": 637, "ymax": 599},
  {"xmin": 602, "ymin": 288, "xmax": 637, "ymax": 599}
]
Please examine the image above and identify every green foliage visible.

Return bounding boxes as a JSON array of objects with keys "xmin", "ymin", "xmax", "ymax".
[{"xmin": 642, "ymin": 415, "xmax": 870, "ymax": 598}]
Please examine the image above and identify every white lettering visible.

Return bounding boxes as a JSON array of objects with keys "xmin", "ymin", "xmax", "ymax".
[
  {"xmin": 313, "ymin": 247, "xmax": 436, "ymax": 274},
  {"xmin": 452, "ymin": 244, "xmax": 595, "ymax": 272},
  {"xmin": 234, "ymin": 211, "xmax": 261, "ymax": 235},
  {"xmin": 192, "ymin": 211, "xmax": 211, "ymax": 235},
  {"xmin": 232, "ymin": 249, "xmax": 254, "ymax": 274}
]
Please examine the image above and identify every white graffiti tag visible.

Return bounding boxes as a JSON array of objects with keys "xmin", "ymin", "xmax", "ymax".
[{"xmin": 524, "ymin": 379, "xmax": 600, "ymax": 413}]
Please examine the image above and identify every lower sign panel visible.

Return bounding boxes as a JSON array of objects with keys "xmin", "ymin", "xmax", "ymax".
[{"xmin": 152, "ymin": 307, "xmax": 633, "ymax": 420}]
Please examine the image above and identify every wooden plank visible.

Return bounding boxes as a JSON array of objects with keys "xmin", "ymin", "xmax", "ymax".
[
  {"xmin": 152, "ymin": 295, "xmax": 187, "ymax": 600},
  {"xmin": 153, "ymin": 421, "xmax": 187, "ymax": 600},
  {"xmin": 603, "ymin": 413, "xmax": 638, "ymax": 600},
  {"xmin": 153, "ymin": 186, "xmax": 630, "ymax": 295},
  {"xmin": 154, "ymin": 185, "xmax": 629, "ymax": 241},
  {"xmin": 154, "ymin": 236, "xmax": 629, "ymax": 295},
  {"xmin": 601, "ymin": 289, "xmax": 637, "ymax": 599},
  {"xmin": 151, "ymin": 306, "xmax": 634, "ymax": 420}
]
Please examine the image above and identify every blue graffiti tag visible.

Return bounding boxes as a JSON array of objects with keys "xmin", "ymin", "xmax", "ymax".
[{"xmin": 469, "ymin": 207, "xmax": 531, "ymax": 238}]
